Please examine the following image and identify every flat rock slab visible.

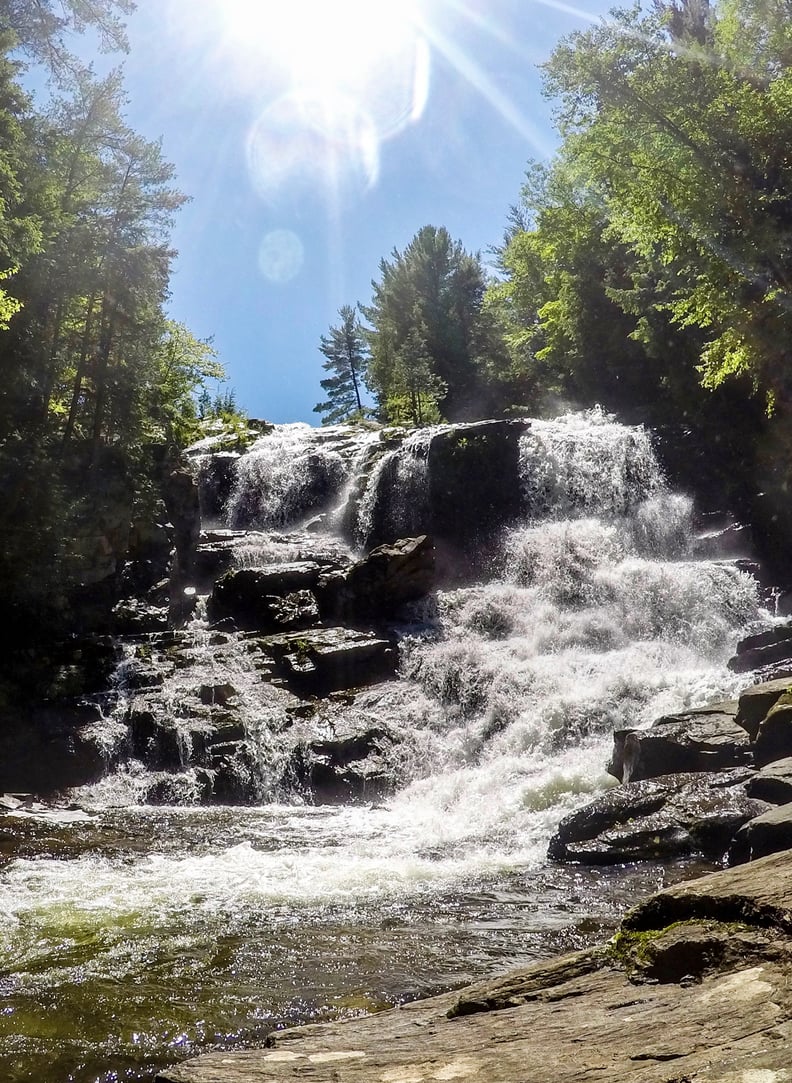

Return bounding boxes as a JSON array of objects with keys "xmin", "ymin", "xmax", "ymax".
[{"xmin": 158, "ymin": 852, "xmax": 792, "ymax": 1083}]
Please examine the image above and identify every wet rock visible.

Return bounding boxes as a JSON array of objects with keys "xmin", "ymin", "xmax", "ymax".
[
  {"xmin": 210, "ymin": 563, "xmax": 326, "ymax": 629},
  {"xmin": 197, "ymin": 743, "xmax": 258, "ymax": 804},
  {"xmin": 729, "ymin": 802, "xmax": 792, "ymax": 863},
  {"xmin": 199, "ymin": 683, "xmax": 237, "ymax": 707},
  {"xmin": 609, "ymin": 701, "xmax": 748, "ymax": 783},
  {"xmin": 746, "ymin": 756, "xmax": 792, "ymax": 803},
  {"xmin": 192, "ymin": 451, "xmax": 239, "ymax": 520},
  {"xmin": 317, "ymin": 535, "xmax": 435, "ymax": 621},
  {"xmin": 127, "ymin": 705, "xmax": 188, "ymax": 770},
  {"xmin": 111, "ymin": 598, "xmax": 170, "ymax": 635},
  {"xmin": 692, "ymin": 520, "xmax": 754, "ymax": 559},
  {"xmin": 291, "ymin": 717, "xmax": 398, "ymax": 803},
  {"xmin": 358, "ymin": 420, "xmax": 526, "ymax": 551},
  {"xmin": 735, "ymin": 675, "xmax": 792, "ymax": 739},
  {"xmin": 729, "ymin": 619, "xmax": 792, "ymax": 673},
  {"xmin": 193, "ymin": 532, "xmax": 245, "ymax": 585},
  {"xmin": 548, "ymin": 769, "xmax": 768, "ymax": 864},
  {"xmin": 261, "ymin": 628, "xmax": 398, "ymax": 696}
]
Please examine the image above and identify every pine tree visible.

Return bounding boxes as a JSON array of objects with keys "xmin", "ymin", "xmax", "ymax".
[{"xmin": 313, "ymin": 304, "xmax": 368, "ymax": 424}]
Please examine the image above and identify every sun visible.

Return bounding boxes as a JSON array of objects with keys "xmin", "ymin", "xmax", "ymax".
[{"xmin": 210, "ymin": 0, "xmax": 425, "ymax": 96}]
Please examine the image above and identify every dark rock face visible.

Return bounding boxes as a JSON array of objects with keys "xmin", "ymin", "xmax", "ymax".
[
  {"xmin": 548, "ymin": 769, "xmax": 768, "ymax": 864},
  {"xmin": 291, "ymin": 718, "xmax": 397, "ymax": 803},
  {"xmin": 358, "ymin": 421, "xmax": 526, "ymax": 553},
  {"xmin": 729, "ymin": 619, "xmax": 792, "ymax": 673},
  {"xmin": 425, "ymin": 422, "xmax": 525, "ymax": 544},
  {"xmin": 318, "ymin": 535, "xmax": 435, "ymax": 621},
  {"xmin": 609, "ymin": 701, "xmax": 749, "ymax": 783},
  {"xmin": 210, "ymin": 563, "xmax": 326, "ymax": 631},
  {"xmin": 261, "ymin": 628, "xmax": 398, "ymax": 697},
  {"xmin": 0, "ymin": 703, "xmax": 108, "ymax": 793},
  {"xmin": 192, "ymin": 452, "xmax": 239, "ymax": 521}
]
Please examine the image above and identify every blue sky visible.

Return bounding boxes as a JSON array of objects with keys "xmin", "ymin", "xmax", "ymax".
[{"xmin": 110, "ymin": 0, "xmax": 612, "ymax": 423}]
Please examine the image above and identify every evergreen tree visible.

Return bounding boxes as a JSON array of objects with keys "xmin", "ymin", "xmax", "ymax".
[
  {"xmin": 313, "ymin": 304, "xmax": 368, "ymax": 424},
  {"xmin": 362, "ymin": 225, "xmax": 500, "ymax": 423}
]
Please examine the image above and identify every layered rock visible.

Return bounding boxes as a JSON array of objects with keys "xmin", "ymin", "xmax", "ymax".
[
  {"xmin": 548, "ymin": 769, "xmax": 767, "ymax": 863},
  {"xmin": 609, "ymin": 700, "xmax": 750, "ymax": 783}
]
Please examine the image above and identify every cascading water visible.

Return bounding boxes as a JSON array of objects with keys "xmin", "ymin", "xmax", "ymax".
[{"xmin": 0, "ymin": 410, "xmax": 766, "ymax": 1083}]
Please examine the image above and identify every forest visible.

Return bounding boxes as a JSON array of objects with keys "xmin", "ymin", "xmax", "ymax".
[
  {"xmin": 0, "ymin": 0, "xmax": 226, "ymax": 637},
  {"xmin": 2, "ymin": 0, "xmax": 792, "ymax": 637}
]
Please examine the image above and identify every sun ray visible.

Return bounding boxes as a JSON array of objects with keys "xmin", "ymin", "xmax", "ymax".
[{"xmin": 422, "ymin": 23, "xmax": 556, "ymax": 157}]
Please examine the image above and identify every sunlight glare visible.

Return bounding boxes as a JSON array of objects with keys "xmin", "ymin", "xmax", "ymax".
[{"xmin": 197, "ymin": 0, "xmax": 431, "ymax": 202}]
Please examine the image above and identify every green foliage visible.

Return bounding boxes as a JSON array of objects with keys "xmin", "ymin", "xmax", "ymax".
[
  {"xmin": 540, "ymin": 0, "xmax": 792, "ymax": 409},
  {"xmin": 362, "ymin": 225, "xmax": 503, "ymax": 423},
  {"xmin": 0, "ymin": 8, "xmax": 235, "ymax": 636},
  {"xmin": 313, "ymin": 304, "xmax": 369, "ymax": 424}
]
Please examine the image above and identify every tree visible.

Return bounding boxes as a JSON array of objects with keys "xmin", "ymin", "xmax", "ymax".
[
  {"xmin": 0, "ymin": 0, "xmax": 134, "ymax": 78},
  {"xmin": 313, "ymin": 305, "xmax": 368, "ymax": 424},
  {"xmin": 362, "ymin": 225, "xmax": 501, "ymax": 422},
  {"xmin": 542, "ymin": 0, "xmax": 792, "ymax": 410}
]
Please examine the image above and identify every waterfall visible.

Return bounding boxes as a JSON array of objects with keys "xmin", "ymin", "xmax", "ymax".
[
  {"xmin": 354, "ymin": 428, "xmax": 433, "ymax": 546},
  {"xmin": 224, "ymin": 423, "xmax": 378, "ymax": 529},
  {"xmin": 1, "ymin": 409, "xmax": 767, "ymax": 1083}
]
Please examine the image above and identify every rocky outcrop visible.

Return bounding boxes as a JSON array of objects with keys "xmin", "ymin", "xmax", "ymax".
[
  {"xmin": 548, "ymin": 768, "xmax": 767, "ymax": 863},
  {"xmin": 317, "ymin": 535, "xmax": 435, "ymax": 621},
  {"xmin": 559, "ymin": 673, "xmax": 792, "ymax": 868},
  {"xmin": 210, "ymin": 563, "xmax": 325, "ymax": 631},
  {"xmin": 609, "ymin": 700, "xmax": 750, "ymax": 782},
  {"xmin": 729, "ymin": 619, "xmax": 792, "ymax": 674},
  {"xmin": 261, "ymin": 627, "xmax": 398, "ymax": 696},
  {"xmin": 358, "ymin": 420, "xmax": 526, "ymax": 554},
  {"xmin": 156, "ymin": 850, "xmax": 792, "ymax": 1083}
]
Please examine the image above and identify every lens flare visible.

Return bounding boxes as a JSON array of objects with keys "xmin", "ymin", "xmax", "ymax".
[
  {"xmin": 258, "ymin": 230, "xmax": 305, "ymax": 284},
  {"xmin": 247, "ymin": 90, "xmax": 380, "ymax": 204}
]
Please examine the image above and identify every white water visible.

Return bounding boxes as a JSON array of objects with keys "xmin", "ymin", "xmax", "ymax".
[
  {"xmin": 0, "ymin": 409, "xmax": 765, "ymax": 1082},
  {"xmin": 46, "ymin": 410, "xmax": 761, "ymax": 906}
]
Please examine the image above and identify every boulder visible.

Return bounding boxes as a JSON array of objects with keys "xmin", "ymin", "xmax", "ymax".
[
  {"xmin": 609, "ymin": 700, "xmax": 749, "ymax": 783},
  {"xmin": 729, "ymin": 619, "xmax": 792, "ymax": 673},
  {"xmin": 746, "ymin": 756, "xmax": 792, "ymax": 803},
  {"xmin": 318, "ymin": 535, "xmax": 435, "ymax": 621},
  {"xmin": 548, "ymin": 769, "xmax": 768, "ymax": 864},
  {"xmin": 754, "ymin": 693, "xmax": 792, "ymax": 766},
  {"xmin": 735, "ymin": 675, "xmax": 792, "ymax": 739},
  {"xmin": 729, "ymin": 802, "xmax": 792, "ymax": 864},
  {"xmin": 261, "ymin": 628, "xmax": 398, "ymax": 696}
]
